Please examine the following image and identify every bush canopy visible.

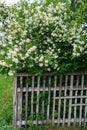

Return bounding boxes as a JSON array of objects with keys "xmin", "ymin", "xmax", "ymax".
[{"xmin": 0, "ymin": 0, "xmax": 87, "ymax": 75}]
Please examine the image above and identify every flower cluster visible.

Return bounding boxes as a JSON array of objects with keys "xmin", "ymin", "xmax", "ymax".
[
  {"xmin": 73, "ymin": 28, "xmax": 87, "ymax": 56},
  {"xmin": 0, "ymin": 1, "xmax": 87, "ymax": 75}
]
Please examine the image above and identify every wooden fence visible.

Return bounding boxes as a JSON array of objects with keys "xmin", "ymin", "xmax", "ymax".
[{"xmin": 13, "ymin": 72, "xmax": 87, "ymax": 127}]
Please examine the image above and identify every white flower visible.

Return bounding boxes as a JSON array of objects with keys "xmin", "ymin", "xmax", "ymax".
[
  {"xmin": 39, "ymin": 56, "xmax": 44, "ymax": 62},
  {"xmin": 8, "ymin": 70, "xmax": 14, "ymax": 76},
  {"xmin": 76, "ymin": 53, "xmax": 80, "ymax": 57},
  {"xmin": 14, "ymin": 48, "xmax": 19, "ymax": 52},
  {"xmin": 47, "ymin": 68, "xmax": 51, "ymax": 71},
  {"xmin": 58, "ymin": 49, "xmax": 61, "ymax": 53},
  {"xmin": 45, "ymin": 64, "xmax": 48, "ymax": 67},
  {"xmin": 0, "ymin": 61, "xmax": 7, "ymax": 67},
  {"xmin": 57, "ymin": 67, "xmax": 59, "ymax": 71},
  {"xmin": 26, "ymin": 39, "xmax": 31, "ymax": 43},
  {"xmin": 2, "ymin": 44, "xmax": 6, "ymax": 47},
  {"xmin": 12, "ymin": 58, "xmax": 19, "ymax": 64},
  {"xmin": 45, "ymin": 60, "xmax": 48, "ymax": 64},
  {"xmin": 28, "ymin": 46, "xmax": 37, "ymax": 53},
  {"xmin": 39, "ymin": 63, "xmax": 43, "ymax": 67},
  {"xmin": 54, "ymin": 55, "xmax": 58, "ymax": 59}
]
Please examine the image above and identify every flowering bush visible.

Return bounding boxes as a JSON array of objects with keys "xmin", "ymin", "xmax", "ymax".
[{"xmin": 0, "ymin": 1, "xmax": 87, "ymax": 75}]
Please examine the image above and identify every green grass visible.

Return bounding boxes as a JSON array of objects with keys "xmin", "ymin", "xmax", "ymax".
[
  {"xmin": 0, "ymin": 75, "xmax": 87, "ymax": 130},
  {"xmin": 0, "ymin": 75, "xmax": 13, "ymax": 123}
]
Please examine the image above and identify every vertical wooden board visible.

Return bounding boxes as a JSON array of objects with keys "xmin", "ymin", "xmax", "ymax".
[
  {"xmin": 47, "ymin": 76, "xmax": 51, "ymax": 122},
  {"xmin": 31, "ymin": 76, "xmax": 34, "ymax": 116},
  {"xmin": 19, "ymin": 76, "xmax": 23, "ymax": 127},
  {"xmin": 52, "ymin": 76, "xmax": 57, "ymax": 125},
  {"xmin": 17, "ymin": 92, "xmax": 21, "ymax": 121},
  {"xmin": 25, "ymin": 76, "xmax": 28, "ymax": 128},
  {"xmin": 63, "ymin": 75, "xmax": 68, "ymax": 125},
  {"xmin": 36, "ymin": 76, "xmax": 40, "ymax": 125},
  {"xmin": 13, "ymin": 76, "xmax": 17, "ymax": 127},
  {"xmin": 42, "ymin": 76, "xmax": 45, "ymax": 123},
  {"xmin": 58, "ymin": 75, "xmax": 62, "ymax": 125},
  {"xmin": 84, "ymin": 74, "xmax": 87, "ymax": 127},
  {"xmin": 79, "ymin": 75, "xmax": 84, "ymax": 127},
  {"xmin": 84, "ymin": 90, "xmax": 87, "ymax": 127},
  {"xmin": 74, "ymin": 75, "xmax": 79, "ymax": 126},
  {"xmin": 68, "ymin": 75, "xmax": 73, "ymax": 127}
]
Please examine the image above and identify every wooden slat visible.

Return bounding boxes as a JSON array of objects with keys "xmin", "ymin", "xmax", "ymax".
[
  {"xmin": 36, "ymin": 76, "xmax": 40, "ymax": 125},
  {"xmin": 71, "ymin": 104, "xmax": 87, "ymax": 106},
  {"xmin": 79, "ymin": 75, "xmax": 84, "ymax": 127},
  {"xmin": 84, "ymin": 90, "xmax": 87, "ymax": 127},
  {"xmin": 19, "ymin": 76, "xmax": 23, "ymax": 127},
  {"xmin": 17, "ymin": 117, "xmax": 87, "ymax": 126},
  {"xmin": 15, "ymin": 72, "xmax": 87, "ymax": 77},
  {"xmin": 42, "ymin": 76, "xmax": 45, "ymax": 123},
  {"xmin": 25, "ymin": 77, "xmax": 28, "ymax": 128},
  {"xmin": 47, "ymin": 76, "xmax": 51, "ymax": 122},
  {"xmin": 68, "ymin": 75, "xmax": 73, "ymax": 126},
  {"xmin": 52, "ymin": 76, "xmax": 57, "ymax": 125},
  {"xmin": 31, "ymin": 76, "xmax": 34, "ymax": 115},
  {"xmin": 74, "ymin": 76, "xmax": 79, "ymax": 126},
  {"xmin": 17, "ymin": 86, "xmax": 87, "ymax": 92},
  {"xmin": 17, "ymin": 118, "xmax": 87, "ymax": 126},
  {"xmin": 84, "ymin": 73, "xmax": 87, "ymax": 127},
  {"xmin": 17, "ymin": 92, "xmax": 20, "ymax": 121},
  {"xmin": 55, "ymin": 96, "xmax": 87, "ymax": 100},
  {"xmin": 13, "ymin": 76, "xmax": 17, "ymax": 128},
  {"xmin": 63, "ymin": 75, "xmax": 68, "ymax": 125},
  {"xmin": 58, "ymin": 75, "xmax": 62, "ymax": 125}
]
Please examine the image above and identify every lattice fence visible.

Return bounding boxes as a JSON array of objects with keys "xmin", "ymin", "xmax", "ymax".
[{"xmin": 13, "ymin": 72, "xmax": 87, "ymax": 127}]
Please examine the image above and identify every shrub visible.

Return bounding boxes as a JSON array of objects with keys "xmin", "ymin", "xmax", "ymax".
[{"xmin": 0, "ymin": 1, "xmax": 87, "ymax": 75}]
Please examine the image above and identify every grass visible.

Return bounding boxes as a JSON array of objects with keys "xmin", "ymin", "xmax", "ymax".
[
  {"xmin": 0, "ymin": 75, "xmax": 87, "ymax": 130},
  {"xmin": 0, "ymin": 75, "xmax": 13, "ymax": 123},
  {"xmin": 46, "ymin": 125, "xmax": 87, "ymax": 130}
]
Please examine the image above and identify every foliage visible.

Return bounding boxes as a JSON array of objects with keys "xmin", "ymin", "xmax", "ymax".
[
  {"xmin": 0, "ymin": 0, "xmax": 87, "ymax": 76},
  {"xmin": 0, "ymin": 117, "xmax": 18, "ymax": 130},
  {"xmin": 0, "ymin": 75, "xmax": 13, "ymax": 123}
]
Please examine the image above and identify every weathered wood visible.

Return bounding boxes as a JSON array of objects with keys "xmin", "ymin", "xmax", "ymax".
[
  {"xmin": 25, "ymin": 77, "xmax": 28, "ymax": 128},
  {"xmin": 17, "ymin": 117, "xmax": 87, "ymax": 126},
  {"xmin": 19, "ymin": 76, "xmax": 23, "ymax": 127},
  {"xmin": 52, "ymin": 76, "xmax": 57, "ymax": 125},
  {"xmin": 42, "ymin": 76, "xmax": 45, "ymax": 124},
  {"xmin": 13, "ymin": 73, "xmax": 87, "ymax": 127},
  {"xmin": 55, "ymin": 96, "xmax": 87, "ymax": 100},
  {"xmin": 47, "ymin": 76, "xmax": 51, "ymax": 122},
  {"xmin": 16, "ymin": 118, "xmax": 87, "ymax": 126},
  {"xmin": 74, "ymin": 76, "xmax": 79, "ymax": 126},
  {"xmin": 63, "ymin": 75, "xmax": 68, "ymax": 125},
  {"xmin": 79, "ymin": 75, "xmax": 84, "ymax": 127},
  {"xmin": 15, "ymin": 72, "xmax": 87, "ymax": 77},
  {"xmin": 31, "ymin": 76, "xmax": 34, "ymax": 115},
  {"xmin": 36, "ymin": 76, "xmax": 40, "ymax": 125},
  {"xmin": 58, "ymin": 75, "xmax": 62, "ymax": 125},
  {"xmin": 17, "ymin": 86, "xmax": 87, "ymax": 92},
  {"xmin": 84, "ymin": 90, "xmax": 87, "ymax": 127},
  {"xmin": 68, "ymin": 75, "xmax": 73, "ymax": 126}
]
